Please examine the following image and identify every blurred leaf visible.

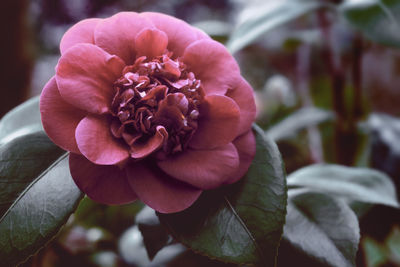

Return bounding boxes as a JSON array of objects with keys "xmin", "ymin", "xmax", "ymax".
[
  {"xmin": 136, "ymin": 206, "xmax": 170, "ymax": 260},
  {"xmin": 149, "ymin": 244, "xmax": 237, "ymax": 267},
  {"xmin": 266, "ymin": 107, "xmax": 334, "ymax": 141},
  {"xmin": 119, "ymin": 226, "xmax": 151, "ymax": 266},
  {"xmin": 340, "ymin": 0, "xmax": 400, "ymax": 48},
  {"xmin": 158, "ymin": 125, "xmax": 287, "ymax": 266},
  {"xmin": 90, "ymin": 251, "xmax": 118, "ymax": 267},
  {"xmin": 287, "ymin": 164, "xmax": 399, "ymax": 208},
  {"xmin": 284, "ymin": 189, "xmax": 360, "ymax": 267},
  {"xmin": 192, "ymin": 20, "xmax": 232, "ymax": 38},
  {"xmin": 362, "ymin": 237, "xmax": 387, "ymax": 267},
  {"xmin": 387, "ymin": 227, "xmax": 400, "ymax": 263},
  {"xmin": 0, "ymin": 96, "xmax": 43, "ymax": 145},
  {"xmin": 361, "ymin": 227, "xmax": 400, "ymax": 267},
  {"xmin": 73, "ymin": 197, "xmax": 143, "ymax": 236},
  {"xmin": 0, "ymin": 132, "xmax": 83, "ymax": 266},
  {"xmin": 227, "ymin": 0, "xmax": 325, "ymax": 53},
  {"xmin": 365, "ymin": 113, "xmax": 400, "ymax": 155}
]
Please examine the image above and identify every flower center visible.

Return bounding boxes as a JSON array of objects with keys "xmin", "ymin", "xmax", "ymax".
[{"xmin": 110, "ymin": 52, "xmax": 204, "ymax": 157}]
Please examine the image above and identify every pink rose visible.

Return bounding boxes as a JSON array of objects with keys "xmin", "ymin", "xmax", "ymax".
[{"xmin": 40, "ymin": 12, "xmax": 256, "ymax": 213}]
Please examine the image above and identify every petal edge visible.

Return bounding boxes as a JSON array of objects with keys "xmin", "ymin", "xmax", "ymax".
[{"xmin": 40, "ymin": 77, "xmax": 85, "ymax": 153}]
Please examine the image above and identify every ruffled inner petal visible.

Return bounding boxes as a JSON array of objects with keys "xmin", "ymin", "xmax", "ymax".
[
  {"xmin": 69, "ymin": 153, "xmax": 137, "ymax": 205},
  {"xmin": 126, "ymin": 162, "xmax": 202, "ymax": 213},
  {"xmin": 75, "ymin": 115, "xmax": 129, "ymax": 165},
  {"xmin": 94, "ymin": 12, "xmax": 154, "ymax": 65},
  {"xmin": 225, "ymin": 130, "xmax": 256, "ymax": 185},
  {"xmin": 60, "ymin": 18, "xmax": 102, "ymax": 54},
  {"xmin": 226, "ymin": 77, "xmax": 257, "ymax": 136},
  {"xmin": 40, "ymin": 77, "xmax": 86, "ymax": 154},
  {"xmin": 130, "ymin": 126, "xmax": 168, "ymax": 159},
  {"xmin": 189, "ymin": 95, "xmax": 240, "ymax": 149},
  {"xmin": 56, "ymin": 43, "xmax": 125, "ymax": 114},
  {"xmin": 182, "ymin": 39, "xmax": 240, "ymax": 95},
  {"xmin": 157, "ymin": 143, "xmax": 239, "ymax": 189},
  {"xmin": 135, "ymin": 28, "xmax": 168, "ymax": 59}
]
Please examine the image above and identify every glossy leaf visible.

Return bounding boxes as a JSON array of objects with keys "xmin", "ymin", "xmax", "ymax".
[
  {"xmin": 340, "ymin": 0, "xmax": 400, "ymax": 48},
  {"xmin": 227, "ymin": 0, "xmax": 325, "ymax": 53},
  {"xmin": 0, "ymin": 96, "xmax": 43, "ymax": 145},
  {"xmin": 158, "ymin": 125, "xmax": 287, "ymax": 266},
  {"xmin": 0, "ymin": 132, "xmax": 65, "ymax": 217},
  {"xmin": 0, "ymin": 132, "xmax": 83, "ymax": 266},
  {"xmin": 284, "ymin": 189, "xmax": 360, "ymax": 267},
  {"xmin": 287, "ymin": 164, "xmax": 399, "ymax": 208}
]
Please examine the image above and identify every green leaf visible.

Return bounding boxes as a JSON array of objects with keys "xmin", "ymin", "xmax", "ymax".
[
  {"xmin": 226, "ymin": 0, "xmax": 325, "ymax": 53},
  {"xmin": 287, "ymin": 164, "xmax": 399, "ymax": 208},
  {"xmin": 362, "ymin": 237, "xmax": 387, "ymax": 267},
  {"xmin": 158, "ymin": 125, "xmax": 287, "ymax": 266},
  {"xmin": 0, "ymin": 96, "xmax": 43, "ymax": 145},
  {"xmin": 0, "ymin": 132, "xmax": 83, "ymax": 266},
  {"xmin": 284, "ymin": 189, "xmax": 360, "ymax": 267},
  {"xmin": 340, "ymin": 0, "xmax": 400, "ymax": 48},
  {"xmin": 386, "ymin": 227, "xmax": 400, "ymax": 264},
  {"xmin": 0, "ymin": 132, "xmax": 65, "ymax": 217}
]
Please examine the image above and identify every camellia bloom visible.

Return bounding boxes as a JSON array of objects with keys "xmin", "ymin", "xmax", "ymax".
[{"xmin": 40, "ymin": 12, "xmax": 256, "ymax": 213}]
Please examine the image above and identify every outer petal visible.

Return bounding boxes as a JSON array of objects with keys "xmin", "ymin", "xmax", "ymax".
[
  {"xmin": 140, "ymin": 12, "xmax": 209, "ymax": 57},
  {"xmin": 94, "ymin": 12, "xmax": 153, "ymax": 64},
  {"xmin": 40, "ymin": 77, "xmax": 85, "ymax": 154},
  {"xmin": 126, "ymin": 162, "xmax": 202, "ymax": 213},
  {"xmin": 69, "ymin": 153, "xmax": 137, "ymax": 205},
  {"xmin": 225, "ymin": 130, "xmax": 256, "ymax": 184},
  {"xmin": 157, "ymin": 143, "xmax": 239, "ymax": 190},
  {"xmin": 194, "ymin": 27, "xmax": 211, "ymax": 40},
  {"xmin": 135, "ymin": 28, "xmax": 168, "ymax": 59},
  {"xmin": 60, "ymin": 18, "xmax": 102, "ymax": 55},
  {"xmin": 226, "ymin": 77, "xmax": 257, "ymax": 136},
  {"xmin": 130, "ymin": 126, "xmax": 168, "ymax": 159},
  {"xmin": 189, "ymin": 95, "xmax": 240, "ymax": 149},
  {"xmin": 75, "ymin": 115, "xmax": 129, "ymax": 165},
  {"xmin": 56, "ymin": 43, "xmax": 125, "ymax": 114},
  {"xmin": 182, "ymin": 39, "xmax": 240, "ymax": 95}
]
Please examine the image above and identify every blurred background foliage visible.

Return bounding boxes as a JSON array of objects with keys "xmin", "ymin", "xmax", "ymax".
[{"xmin": 2, "ymin": 0, "xmax": 400, "ymax": 266}]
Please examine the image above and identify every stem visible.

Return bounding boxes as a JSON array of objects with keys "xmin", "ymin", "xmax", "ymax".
[
  {"xmin": 318, "ymin": 9, "xmax": 357, "ymax": 165},
  {"xmin": 352, "ymin": 34, "xmax": 363, "ymax": 120},
  {"xmin": 296, "ymin": 44, "xmax": 324, "ymax": 163}
]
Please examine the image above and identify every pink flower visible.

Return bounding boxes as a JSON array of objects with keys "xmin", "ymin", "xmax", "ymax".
[{"xmin": 40, "ymin": 12, "xmax": 256, "ymax": 213}]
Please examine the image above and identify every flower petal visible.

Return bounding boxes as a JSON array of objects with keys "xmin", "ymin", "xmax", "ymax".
[
  {"xmin": 130, "ymin": 126, "xmax": 168, "ymax": 159},
  {"xmin": 135, "ymin": 28, "xmax": 168, "ymax": 59},
  {"xmin": 40, "ymin": 77, "xmax": 85, "ymax": 154},
  {"xmin": 56, "ymin": 43, "xmax": 125, "ymax": 114},
  {"xmin": 189, "ymin": 95, "xmax": 240, "ymax": 149},
  {"xmin": 157, "ymin": 143, "xmax": 239, "ymax": 190},
  {"xmin": 226, "ymin": 77, "xmax": 257, "ymax": 136},
  {"xmin": 182, "ymin": 39, "xmax": 240, "ymax": 95},
  {"xmin": 194, "ymin": 27, "xmax": 211, "ymax": 40},
  {"xmin": 69, "ymin": 153, "xmax": 137, "ymax": 205},
  {"xmin": 154, "ymin": 93, "xmax": 189, "ymax": 130},
  {"xmin": 126, "ymin": 162, "xmax": 202, "ymax": 213},
  {"xmin": 60, "ymin": 18, "xmax": 102, "ymax": 55},
  {"xmin": 225, "ymin": 130, "xmax": 256, "ymax": 185},
  {"xmin": 75, "ymin": 115, "xmax": 129, "ymax": 165},
  {"xmin": 94, "ymin": 12, "xmax": 153, "ymax": 64},
  {"xmin": 140, "ymin": 12, "xmax": 209, "ymax": 57}
]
